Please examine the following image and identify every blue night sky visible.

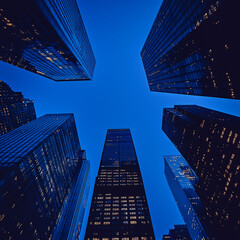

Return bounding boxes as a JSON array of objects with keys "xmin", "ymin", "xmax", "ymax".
[{"xmin": 0, "ymin": 0, "xmax": 239, "ymax": 239}]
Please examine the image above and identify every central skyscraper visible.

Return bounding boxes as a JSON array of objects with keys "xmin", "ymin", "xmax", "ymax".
[
  {"xmin": 85, "ymin": 129, "xmax": 155, "ymax": 240},
  {"xmin": 0, "ymin": 0, "xmax": 95, "ymax": 81}
]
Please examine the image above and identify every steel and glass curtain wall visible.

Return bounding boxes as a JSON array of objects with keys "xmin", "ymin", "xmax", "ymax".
[
  {"xmin": 0, "ymin": 80, "xmax": 36, "ymax": 135},
  {"xmin": 0, "ymin": 114, "xmax": 90, "ymax": 239},
  {"xmin": 162, "ymin": 105, "xmax": 240, "ymax": 239},
  {"xmin": 0, "ymin": 0, "xmax": 96, "ymax": 81},
  {"xmin": 141, "ymin": 0, "xmax": 239, "ymax": 99},
  {"xmin": 164, "ymin": 156, "xmax": 209, "ymax": 240}
]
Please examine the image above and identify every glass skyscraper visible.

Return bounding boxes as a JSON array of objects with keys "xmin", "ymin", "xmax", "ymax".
[
  {"xmin": 162, "ymin": 224, "xmax": 191, "ymax": 240},
  {"xmin": 141, "ymin": 0, "xmax": 239, "ymax": 99},
  {"xmin": 164, "ymin": 156, "xmax": 209, "ymax": 240},
  {"xmin": 0, "ymin": 80, "xmax": 36, "ymax": 135},
  {"xmin": 85, "ymin": 129, "xmax": 155, "ymax": 240},
  {"xmin": 0, "ymin": 0, "xmax": 96, "ymax": 81},
  {"xmin": 162, "ymin": 105, "xmax": 240, "ymax": 239},
  {"xmin": 0, "ymin": 114, "xmax": 90, "ymax": 240}
]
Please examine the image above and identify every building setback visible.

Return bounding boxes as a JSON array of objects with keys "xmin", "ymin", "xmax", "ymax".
[
  {"xmin": 141, "ymin": 0, "xmax": 239, "ymax": 99},
  {"xmin": 0, "ymin": 0, "xmax": 95, "ymax": 81},
  {"xmin": 164, "ymin": 156, "xmax": 209, "ymax": 239},
  {"xmin": 162, "ymin": 105, "xmax": 240, "ymax": 239},
  {"xmin": 0, "ymin": 80, "xmax": 36, "ymax": 135},
  {"xmin": 0, "ymin": 114, "xmax": 90, "ymax": 240},
  {"xmin": 85, "ymin": 129, "xmax": 155, "ymax": 240},
  {"xmin": 162, "ymin": 224, "xmax": 191, "ymax": 240}
]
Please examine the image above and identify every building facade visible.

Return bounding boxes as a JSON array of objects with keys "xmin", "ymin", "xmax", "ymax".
[
  {"xmin": 164, "ymin": 156, "xmax": 209, "ymax": 240},
  {"xmin": 52, "ymin": 157, "xmax": 90, "ymax": 240},
  {"xmin": 162, "ymin": 224, "xmax": 191, "ymax": 240},
  {"xmin": 0, "ymin": 114, "xmax": 90, "ymax": 240},
  {"xmin": 0, "ymin": 80, "xmax": 36, "ymax": 135},
  {"xmin": 162, "ymin": 105, "xmax": 240, "ymax": 239},
  {"xmin": 85, "ymin": 129, "xmax": 155, "ymax": 239},
  {"xmin": 141, "ymin": 0, "xmax": 239, "ymax": 99},
  {"xmin": 0, "ymin": 0, "xmax": 95, "ymax": 81}
]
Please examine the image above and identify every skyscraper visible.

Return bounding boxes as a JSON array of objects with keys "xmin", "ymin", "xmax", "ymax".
[
  {"xmin": 141, "ymin": 0, "xmax": 239, "ymax": 99},
  {"xmin": 85, "ymin": 129, "xmax": 155, "ymax": 239},
  {"xmin": 0, "ymin": 0, "xmax": 96, "ymax": 81},
  {"xmin": 164, "ymin": 156, "xmax": 209, "ymax": 240},
  {"xmin": 0, "ymin": 80, "xmax": 36, "ymax": 135},
  {"xmin": 162, "ymin": 224, "xmax": 191, "ymax": 240},
  {"xmin": 162, "ymin": 105, "xmax": 240, "ymax": 239},
  {"xmin": 0, "ymin": 114, "xmax": 90, "ymax": 240}
]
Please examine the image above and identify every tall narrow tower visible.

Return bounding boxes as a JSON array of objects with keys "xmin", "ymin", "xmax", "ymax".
[
  {"xmin": 85, "ymin": 129, "xmax": 155, "ymax": 239},
  {"xmin": 164, "ymin": 155, "xmax": 210, "ymax": 239}
]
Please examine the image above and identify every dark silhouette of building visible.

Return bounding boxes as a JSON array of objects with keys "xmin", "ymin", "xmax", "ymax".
[
  {"xmin": 0, "ymin": 114, "xmax": 90, "ymax": 240},
  {"xmin": 0, "ymin": 80, "xmax": 36, "ymax": 135},
  {"xmin": 162, "ymin": 224, "xmax": 191, "ymax": 240},
  {"xmin": 162, "ymin": 105, "xmax": 240, "ymax": 239},
  {"xmin": 85, "ymin": 129, "xmax": 155, "ymax": 240},
  {"xmin": 0, "ymin": 0, "xmax": 95, "ymax": 81},
  {"xmin": 164, "ymin": 156, "xmax": 209, "ymax": 239},
  {"xmin": 141, "ymin": 0, "xmax": 239, "ymax": 99}
]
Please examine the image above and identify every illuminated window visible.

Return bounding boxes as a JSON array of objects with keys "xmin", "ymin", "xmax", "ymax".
[
  {"xmin": 103, "ymin": 222, "xmax": 110, "ymax": 225},
  {"xmin": 130, "ymin": 221, "xmax": 137, "ymax": 224},
  {"xmin": 94, "ymin": 222, "xmax": 101, "ymax": 225}
]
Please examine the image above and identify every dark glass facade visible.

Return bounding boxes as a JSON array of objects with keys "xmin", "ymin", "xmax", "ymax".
[
  {"xmin": 0, "ymin": 114, "xmax": 90, "ymax": 240},
  {"xmin": 0, "ymin": 80, "xmax": 36, "ymax": 135},
  {"xmin": 0, "ymin": 0, "xmax": 96, "ymax": 81},
  {"xmin": 162, "ymin": 224, "xmax": 191, "ymax": 240},
  {"xmin": 162, "ymin": 105, "xmax": 240, "ymax": 239},
  {"xmin": 141, "ymin": 0, "xmax": 239, "ymax": 99},
  {"xmin": 85, "ymin": 129, "xmax": 155, "ymax": 240},
  {"xmin": 164, "ymin": 156, "xmax": 209, "ymax": 240},
  {"xmin": 52, "ymin": 158, "xmax": 90, "ymax": 240}
]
